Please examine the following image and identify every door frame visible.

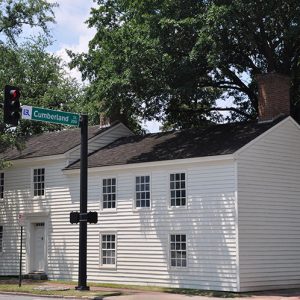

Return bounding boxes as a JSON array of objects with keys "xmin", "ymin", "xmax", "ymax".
[{"xmin": 24, "ymin": 212, "xmax": 49, "ymax": 273}]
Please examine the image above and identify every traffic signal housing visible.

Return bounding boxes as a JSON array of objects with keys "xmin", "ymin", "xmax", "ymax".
[{"xmin": 4, "ymin": 85, "xmax": 21, "ymax": 126}]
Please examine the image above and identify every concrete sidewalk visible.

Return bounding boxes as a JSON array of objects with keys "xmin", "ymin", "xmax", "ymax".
[
  {"xmin": 2, "ymin": 279, "xmax": 300, "ymax": 300},
  {"xmin": 105, "ymin": 288, "xmax": 300, "ymax": 300}
]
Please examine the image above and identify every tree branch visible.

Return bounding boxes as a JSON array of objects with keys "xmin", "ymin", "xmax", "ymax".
[
  {"xmin": 207, "ymin": 107, "xmax": 255, "ymax": 119},
  {"xmin": 174, "ymin": 107, "xmax": 255, "ymax": 120}
]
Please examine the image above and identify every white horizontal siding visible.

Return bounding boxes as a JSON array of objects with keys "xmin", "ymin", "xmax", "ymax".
[
  {"xmin": 0, "ymin": 157, "xmax": 237, "ymax": 291},
  {"xmin": 78, "ymin": 161, "xmax": 238, "ymax": 291},
  {"xmin": 237, "ymin": 118, "xmax": 300, "ymax": 291}
]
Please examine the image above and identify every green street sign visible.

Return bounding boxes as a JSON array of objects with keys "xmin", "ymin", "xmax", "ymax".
[{"xmin": 22, "ymin": 105, "xmax": 80, "ymax": 127}]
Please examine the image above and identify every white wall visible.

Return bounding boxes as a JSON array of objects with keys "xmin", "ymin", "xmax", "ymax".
[
  {"xmin": 0, "ymin": 157, "xmax": 238, "ymax": 291},
  {"xmin": 78, "ymin": 160, "xmax": 238, "ymax": 291},
  {"xmin": 237, "ymin": 118, "xmax": 300, "ymax": 291},
  {"xmin": 0, "ymin": 158, "xmax": 71, "ymax": 275}
]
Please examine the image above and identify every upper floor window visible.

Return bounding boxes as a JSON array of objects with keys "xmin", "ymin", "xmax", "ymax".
[
  {"xmin": 33, "ymin": 168, "xmax": 45, "ymax": 197},
  {"xmin": 170, "ymin": 234, "xmax": 187, "ymax": 268},
  {"xmin": 170, "ymin": 173, "xmax": 186, "ymax": 207},
  {"xmin": 100, "ymin": 234, "xmax": 116, "ymax": 266},
  {"xmin": 0, "ymin": 226, "xmax": 3, "ymax": 253},
  {"xmin": 102, "ymin": 178, "xmax": 116, "ymax": 209},
  {"xmin": 0, "ymin": 173, "xmax": 4, "ymax": 200},
  {"xmin": 135, "ymin": 175, "xmax": 150, "ymax": 208}
]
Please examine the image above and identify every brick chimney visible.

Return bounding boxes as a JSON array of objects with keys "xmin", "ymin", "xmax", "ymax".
[
  {"xmin": 256, "ymin": 73, "xmax": 290, "ymax": 122},
  {"xmin": 99, "ymin": 114, "xmax": 110, "ymax": 128}
]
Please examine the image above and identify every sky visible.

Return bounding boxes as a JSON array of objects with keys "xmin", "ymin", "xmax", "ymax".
[{"xmin": 47, "ymin": 0, "xmax": 161, "ymax": 132}]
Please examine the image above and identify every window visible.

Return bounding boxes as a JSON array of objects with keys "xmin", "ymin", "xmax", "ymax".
[
  {"xmin": 102, "ymin": 178, "xmax": 116, "ymax": 209},
  {"xmin": 170, "ymin": 234, "xmax": 187, "ymax": 268},
  {"xmin": 33, "ymin": 168, "xmax": 45, "ymax": 197},
  {"xmin": 0, "ymin": 226, "xmax": 3, "ymax": 253},
  {"xmin": 170, "ymin": 173, "xmax": 186, "ymax": 207},
  {"xmin": 0, "ymin": 173, "xmax": 4, "ymax": 200},
  {"xmin": 135, "ymin": 175, "xmax": 150, "ymax": 208},
  {"xmin": 101, "ymin": 234, "xmax": 116, "ymax": 266}
]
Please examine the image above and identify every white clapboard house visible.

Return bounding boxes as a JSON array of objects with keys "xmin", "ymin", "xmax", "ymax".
[{"xmin": 1, "ymin": 73, "xmax": 300, "ymax": 292}]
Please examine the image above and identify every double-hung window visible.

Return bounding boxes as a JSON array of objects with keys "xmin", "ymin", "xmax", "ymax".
[
  {"xmin": 100, "ymin": 234, "xmax": 116, "ymax": 267},
  {"xmin": 0, "ymin": 173, "xmax": 4, "ymax": 201},
  {"xmin": 0, "ymin": 226, "xmax": 3, "ymax": 253},
  {"xmin": 170, "ymin": 173, "xmax": 186, "ymax": 207},
  {"xmin": 170, "ymin": 234, "xmax": 187, "ymax": 268},
  {"xmin": 33, "ymin": 168, "xmax": 45, "ymax": 197},
  {"xmin": 135, "ymin": 175, "xmax": 150, "ymax": 208},
  {"xmin": 102, "ymin": 178, "xmax": 116, "ymax": 209}
]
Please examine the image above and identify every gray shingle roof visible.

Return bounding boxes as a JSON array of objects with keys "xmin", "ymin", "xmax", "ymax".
[
  {"xmin": 2, "ymin": 123, "xmax": 119, "ymax": 160},
  {"xmin": 66, "ymin": 119, "xmax": 283, "ymax": 170}
]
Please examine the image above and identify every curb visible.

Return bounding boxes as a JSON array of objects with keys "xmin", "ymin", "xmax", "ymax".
[{"xmin": 0, "ymin": 291, "xmax": 107, "ymax": 299}]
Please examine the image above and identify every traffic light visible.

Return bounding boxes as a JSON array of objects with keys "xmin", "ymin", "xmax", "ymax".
[{"xmin": 4, "ymin": 85, "xmax": 21, "ymax": 126}]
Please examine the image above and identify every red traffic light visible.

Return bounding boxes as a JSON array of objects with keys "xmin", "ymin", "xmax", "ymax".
[
  {"xmin": 10, "ymin": 89, "xmax": 20, "ymax": 99},
  {"xmin": 3, "ymin": 85, "xmax": 21, "ymax": 126}
]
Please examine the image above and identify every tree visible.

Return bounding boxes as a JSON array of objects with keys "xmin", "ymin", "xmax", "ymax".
[
  {"xmin": 0, "ymin": 0, "xmax": 59, "ymax": 167},
  {"xmin": 69, "ymin": 0, "xmax": 300, "ymax": 129},
  {"xmin": 0, "ymin": 0, "xmax": 57, "ymax": 44},
  {"xmin": 0, "ymin": 37, "xmax": 85, "ymax": 168}
]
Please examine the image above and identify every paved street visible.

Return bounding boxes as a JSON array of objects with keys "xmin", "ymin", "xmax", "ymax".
[
  {"xmin": 0, "ymin": 295, "xmax": 64, "ymax": 300},
  {"xmin": 2, "ymin": 289, "xmax": 300, "ymax": 300}
]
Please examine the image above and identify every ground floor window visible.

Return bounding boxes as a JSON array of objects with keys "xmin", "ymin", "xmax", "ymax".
[
  {"xmin": 0, "ymin": 226, "xmax": 3, "ymax": 253},
  {"xmin": 170, "ymin": 234, "xmax": 187, "ymax": 268},
  {"xmin": 100, "ymin": 234, "xmax": 116, "ymax": 266}
]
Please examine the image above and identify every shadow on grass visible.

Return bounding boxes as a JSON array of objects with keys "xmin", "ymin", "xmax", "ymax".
[{"xmin": 0, "ymin": 276, "xmax": 47, "ymax": 286}]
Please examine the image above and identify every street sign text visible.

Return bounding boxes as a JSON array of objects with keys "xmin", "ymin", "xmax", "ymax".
[{"xmin": 22, "ymin": 105, "xmax": 80, "ymax": 127}]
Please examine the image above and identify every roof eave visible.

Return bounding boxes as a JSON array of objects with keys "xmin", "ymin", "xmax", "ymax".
[
  {"xmin": 4, "ymin": 153, "xmax": 67, "ymax": 167},
  {"xmin": 63, "ymin": 153, "xmax": 235, "ymax": 175},
  {"xmin": 64, "ymin": 122, "xmax": 133, "ymax": 157}
]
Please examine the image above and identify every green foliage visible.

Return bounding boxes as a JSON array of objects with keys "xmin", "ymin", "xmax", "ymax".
[
  {"xmin": 0, "ymin": 0, "xmax": 57, "ymax": 44},
  {"xmin": 0, "ymin": 0, "xmax": 83, "ymax": 169},
  {"xmin": 70, "ymin": 0, "xmax": 300, "ymax": 129},
  {"xmin": 0, "ymin": 37, "xmax": 85, "ymax": 168}
]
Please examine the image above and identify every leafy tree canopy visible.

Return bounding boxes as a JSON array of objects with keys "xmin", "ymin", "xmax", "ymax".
[
  {"xmin": 69, "ymin": 0, "xmax": 300, "ymax": 130},
  {"xmin": 0, "ymin": 36, "xmax": 85, "ymax": 167},
  {"xmin": 0, "ymin": 0, "xmax": 57, "ymax": 44},
  {"xmin": 0, "ymin": 0, "xmax": 88, "ymax": 168}
]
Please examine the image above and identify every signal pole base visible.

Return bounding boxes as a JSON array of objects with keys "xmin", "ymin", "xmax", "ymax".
[{"xmin": 75, "ymin": 286, "xmax": 90, "ymax": 291}]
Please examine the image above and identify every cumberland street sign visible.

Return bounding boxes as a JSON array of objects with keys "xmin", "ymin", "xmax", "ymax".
[{"xmin": 22, "ymin": 105, "xmax": 80, "ymax": 126}]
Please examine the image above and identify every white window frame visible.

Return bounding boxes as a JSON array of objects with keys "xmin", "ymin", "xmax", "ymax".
[
  {"xmin": 32, "ymin": 168, "xmax": 46, "ymax": 198},
  {"xmin": 99, "ymin": 232, "xmax": 117, "ymax": 269},
  {"xmin": 100, "ymin": 177, "xmax": 117, "ymax": 211},
  {"xmin": 169, "ymin": 233, "xmax": 187, "ymax": 269},
  {"xmin": 169, "ymin": 172, "xmax": 187, "ymax": 208},
  {"xmin": 0, "ymin": 173, "xmax": 4, "ymax": 202},
  {"xmin": 0, "ymin": 225, "xmax": 3, "ymax": 254},
  {"xmin": 134, "ymin": 174, "xmax": 151, "ymax": 210}
]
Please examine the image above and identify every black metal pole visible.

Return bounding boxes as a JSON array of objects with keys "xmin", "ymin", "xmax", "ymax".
[
  {"xmin": 76, "ymin": 114, "xmax": 89, "ymax": 291},
  {"xmin": 19, "ymin": 226, "xmax": 23, "ymax": 287}
]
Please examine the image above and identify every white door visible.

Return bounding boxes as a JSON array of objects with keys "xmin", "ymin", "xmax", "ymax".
[{"xmin": 33, "ymin": 222, "xmax": 45, "ymax": 271}]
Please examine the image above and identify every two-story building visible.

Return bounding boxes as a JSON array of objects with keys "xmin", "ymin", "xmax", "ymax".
[{"xmin": 1, "ymin": 73, "xmax": 300, "ymax": 292}]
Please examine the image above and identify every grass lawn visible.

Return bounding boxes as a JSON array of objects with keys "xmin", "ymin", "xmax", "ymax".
[
  {"xmin": 51, "ymin": 280, "xmax": 245, "ymax": 298},
  {"xmin": 0, "ymin": 277, "xmax": 121, "ymax": 298},
  {"xmin": 0, "ymin": 277, "xmax": 247, "ymax": 298}
]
